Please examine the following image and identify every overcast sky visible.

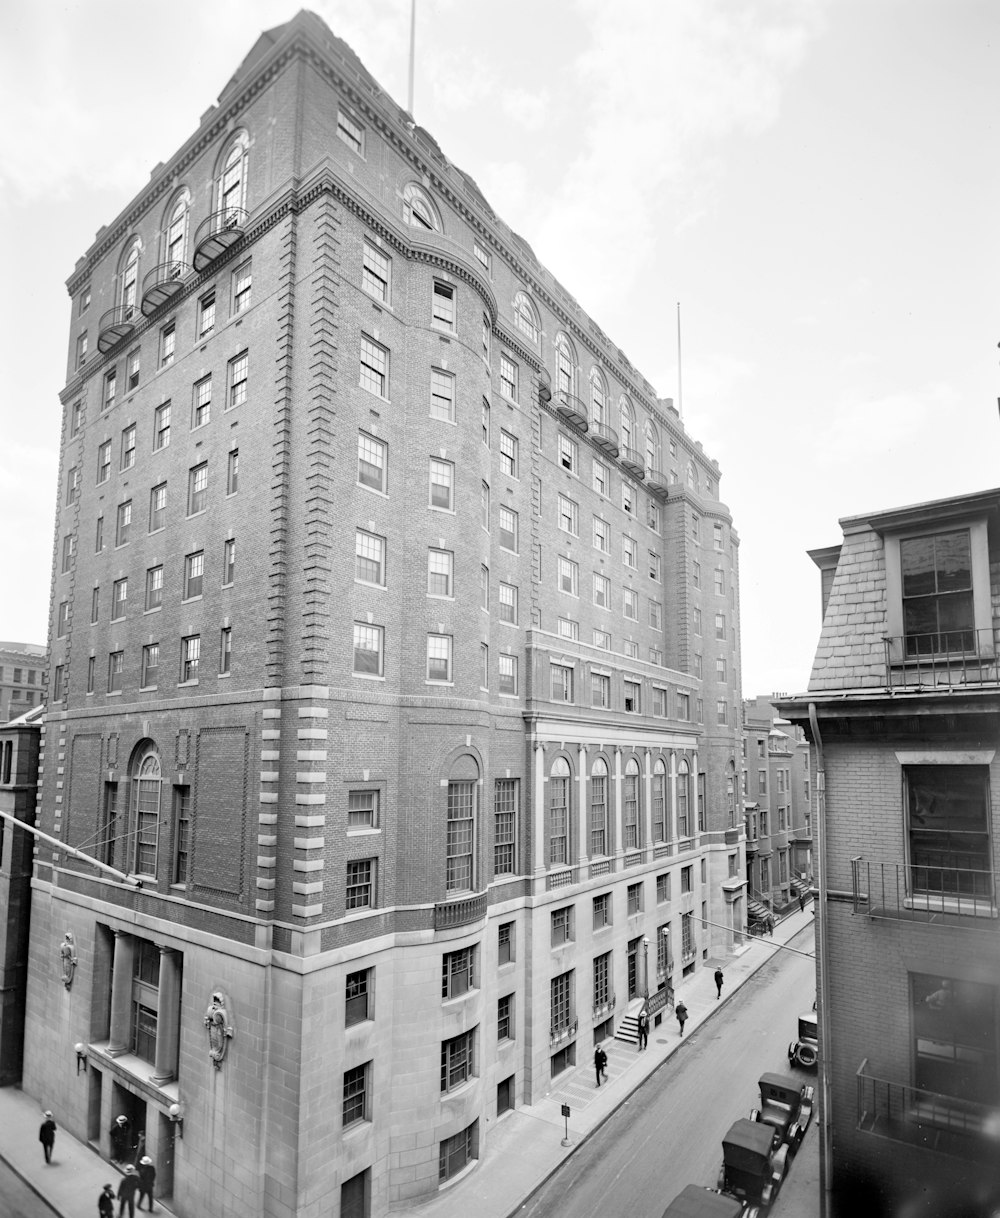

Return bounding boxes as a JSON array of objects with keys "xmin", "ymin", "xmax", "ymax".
[{"xmin": 1, "ymin": 0, "xmax": 997, "ymax": 695}]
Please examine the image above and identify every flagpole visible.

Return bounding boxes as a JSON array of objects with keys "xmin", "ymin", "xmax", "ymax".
[
  {"xmin": 407, "ymin": 0, "xmax": 416, "ymax": 116},
  {"xmin": 676, "ymin": 301, "xmax": 683, "ymax": 419}
]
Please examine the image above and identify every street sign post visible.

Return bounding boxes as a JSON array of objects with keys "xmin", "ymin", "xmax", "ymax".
[{"xmin": 560, "ymin": 1103, "xmax": 571, "ymax": 1146}]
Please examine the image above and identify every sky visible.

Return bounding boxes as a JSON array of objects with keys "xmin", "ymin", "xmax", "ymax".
[{"xmin": 1, "ymin": 0, "xmax": 997, "ymax": 696}]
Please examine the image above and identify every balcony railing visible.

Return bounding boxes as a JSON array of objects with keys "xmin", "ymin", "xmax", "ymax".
[
  {"xmin": 884, "ymin": 629, "xmax": 1000, "ymax": 690},
  {"xmin": 852, "ymin": 857, "xmax": 997, "ymax": 929},
  {"xmin": 592, "ymin": 995, "xmax": 616, "ymax": 1020},
  {"xmin": 590, "ymin": 422, "xmax": 619, "ymax": 457},
  {"xmin": 645, "ymin": 467, "xmax": 670, "ymax": 496},
  {"xmin": 619, "ymin": 445, "xmax": 646, "ymax": 478},
  {"xmin": 193, "ymin": 207, "xmax": 248, "ymax": 271},
  {"xmin": 141, "ymin": 261, "xmax": 189, "ymax": 315},
  {"xmin": 547, "ymin": 866, "xmax": 578, "ymax": 890},
  {"xmin": 434, "ymin": 892, "xmax": 487, "ymax": 930},
  {"xmin": 550, "ymin": 1018, "xmax": 578, "ymax": 1046},
  {"xmin": 97, "ymin": 304, "xmax": 139, "ymax": 353},
  {"xmin": 554, "ymin": 391, "xmax": 589, "ymax": 432},
  {"xmin": 857, "ymin": 1058, "xmax": 1000, "ymax": 1160}
]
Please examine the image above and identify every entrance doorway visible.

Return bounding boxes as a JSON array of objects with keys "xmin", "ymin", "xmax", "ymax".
[
  {"xmin": 110, "ymin": 1083, "xmax": 147, "ymax": 1166},
  {"xmin": 627, "ymin": 937, "xmax": 641, "ymax": 999}
]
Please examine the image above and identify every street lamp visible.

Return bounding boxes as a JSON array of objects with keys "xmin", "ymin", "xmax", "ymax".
[{"xmin": 642, "ymin": 936, "xmax": 649, "ymax": 999}]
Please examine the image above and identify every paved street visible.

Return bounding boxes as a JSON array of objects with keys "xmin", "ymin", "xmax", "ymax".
[
  {"xmin": 515, "ymin": 924, "xmax": 816, "ymax": 1218},
  {"xmin": 0, "ymin": 1154, "xmax": 60, "ymax": 1218}
]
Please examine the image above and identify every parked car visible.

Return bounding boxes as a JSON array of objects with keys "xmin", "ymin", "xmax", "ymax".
[
  {"xmin": 749, "ymin": 1072, "xmax": 815, "ymax": 1152},
  {"xmin": 717, "ymin": 1117, "xmax": 788, "ymax": 1213},
  {"xmin": 660, "ymin": 1183, "xmax": 750, "ymax": 1217},
  {"xmin": 788, "ymin": 1007, "xmax": 818, "ymax": 1069}
]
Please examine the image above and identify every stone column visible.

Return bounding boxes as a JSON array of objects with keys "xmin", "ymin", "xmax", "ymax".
[
  {"xmin": 577, "ymin": 743, "xmax": 588, "ymax": 866},
  {"xmin": 613, "ymin": 746, "xmax": 624, "ymax": 862},
  {"xmin": 533, "ymin": 741, "xmax": 546, "ymax": 874},
  {"xmin": 642, "ymin": 748, "xmax": 653, "ymax": 853},
  {"xmin": 107, "ymin": 931, "xmax": 134, "ymax": 1056},
  {"xmin": 151, "ymin": 947, "xmax": 180, "ymax": 1084},
  {"xmin": 668, "ymin": 752, "xmax": 678, "ymax": 843}
]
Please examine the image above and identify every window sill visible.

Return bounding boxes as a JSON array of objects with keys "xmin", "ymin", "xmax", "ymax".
[
  {"xmin": 138, "ymin": 685, "xmax": 158, "ymax": 693},
  {"xmin": 219, "ymin": 672, "xmax": 231, "ymax": 680},
  {"xmin": 355, "ymin": 579, "xmax": 387, "ymax": 591},
  {"xmin": 178, "ymin": 680, "xmax": 199, "ymax": 688},
  {"xmin": 353, "ymin": 672, "xmax": 385, "ymax": 681},
  {"xmin": 426, "ymin": 680, "xmax": 455, "ymax": 687},
  {"xmin": 902, "ymin": 895, "xmax": 997, "ymax": 918},
  {"xmin": 107, "ymin": 690, "xmax": 122, "ymax": 697},
  {"xmin": 428, "ymin": 505, "xmax": 456, "ymax": 515},
  {"xmin": 347, "ymin": 827, "xmax": 381, "ymax": 836},
  {"xmin": 181, "ymin": 595, "xmax": 203, "ymax": 605},
  {"xmin": 144, "ymin": 606, "xmax": 162, "ymax": 615}
]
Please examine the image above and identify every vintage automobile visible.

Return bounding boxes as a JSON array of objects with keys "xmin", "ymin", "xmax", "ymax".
[
  {"xmin": 660, "ymin": 1183, "xmax": 751, "ymax": 1218},
  {"xmin": 717, "ymin": 1118, "xmax": 788, "ymax": 1213},
  {"xmin": 749, "ymin": 1071, "xmax": 815, "ymax": 1152},
  {"xmin": 788, "ymin": 1007, "xmax": 818, "ymax": 1069}
]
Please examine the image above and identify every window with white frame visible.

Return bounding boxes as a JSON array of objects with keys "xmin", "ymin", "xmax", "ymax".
[
  {"xmin": 226, "ymin": 449, "xmax": 239, "ymax": 495},
  {"xmin": 232, "ymin": 260, "xmax": 252, "ymax": 313},
  {"xmin": 97, "ymin": 440, "xmax": 112, "ymax": 484},
  {"xmin": 652, "ymin": 688, "xmax": 667, "ymax": 717},
  {"xmin": 715, "ymin": 612, "xmax": 726, "ymax": 639},
  {"xmin": 716, "ymin": 656, "xmax": 727, "ymax": 681},
  {"xmin": 594, "ymin": 516, "xmax": 610, "ymax": 553},
  {"xmin": 557, "ymin": 617, "xmax": 579, "ymax": 641},
  {"xmin": 342, "ymin": 1062, "xmax": 371, "ymax": 1129},
  {"xmin": 551, "ymin": 905, "xmax": 573, "ymax": 946},
  {"xmin": 440, "ymin": 1029, "xmax": 476, "ymax": 1092},
  {"xmin": 474, "ymin": 241, "xmax": 491, "ymax": 273},
  {"xmin": 500, "ymin": 429, "xmax": 518, "ymax": 477},
  {"xmin": 714, "ymin": 566, "xmax": 725, "ymax": 595},
  {"xmin": 219, "ymin": 627, "xmax": 232, "ymax": 675},
  {"xmin": 500, "ymin": 354, "xmax": 517, "ymax": 400},
  {"xmin": 648, "ymin": 599, "xmax": 662, "ymax": 631},
  {"xmin": 593, "ymin": 459, "xmax": 609, "ymax": 496},
  {"xmin": 198, "ymin": 289, "xmax": 215, "ymax": 339},
  {"xmin": 116, "ymin": 500, "xmax": 132, "ymax": 546},
  {"xmin": 494, "ymin": 779, "xmax": 517, "ymax": 875},
  {"xmin": 353, "ymin": 623, "xmax": 384, "ymax": 677},
  {"xmin": 153, "ymin": 402, "xmax": 171, "ymax": 451},
  {"xmin": 498, "ymin": 652, "xmax": 518, "ymax": 695},
  {"xmin": 714, "ymin": 522, "xmax": 724, "ymax": 551},
  {"xmin": 120, "ymin": 424, "xmax": 136, "ymax": 469},
  {"xmin": 346, "ymin": 859, "xmax": 375, "ymax": 910},
  {"xmin": 593, "ymin": 628, "xmax": 611, "ymax": 650},
  {"xmin": 187, "ymin": 463, "xmax": 208, "ymax": 515},
  {"xmin": 594, "ymin": 573, "xmax": 610, "ymax": 609},
  {"xmin": 480, "ymin": 564, "xmax": 489, "ymax": 610},
  {"xmin": 222, "ymin": 538, "xmax": 236, "ymax": 586},
  {"xmin": 359, "ymin": 335, "xmax": 388, "ymax": 397},
  {"xmin": 557, "ymin": 433, "xmax": 578, "ymax": 474},
  {"xmin": 180, "ymin": 635, "xmax": 200, "ymax": 683},
  {"xmin": 192, "ymin": 375, "xmax": 211, "ymax": 428},
  {"xmin": 548, "ymin": 758, "xmax": 570, "ymax": 865},
  {"xmin": 550, "ymin": 663, "xmax": 573, "ymax": 702},
  {"xmin": 622, "ymin": 482, "xmax": 635, "ymax": 517},
  {"xmin": 623, "ymin": 535, "xmax": 637, "ymax": 568},
  {"xmin": 430, "ymin": 369, "xmax": 455, "ymax": 422},
  {"xmin": 498, "ymin": 581, "xmax": 517, "ymax": 624},
  {"xmin": 348, "ymin": 790, "xmax": 379, "ymax": 830},
  {"xmin": 512, "ymin": 291, "xmax": 538, "ymax": 342},
  {"xmin": 358, "ymin": 432, "xmax": 387, "ymax": 493},
  {"xmin": 362, "ymin": 241, "xmax": 390, "ymax": 302},
  {"xmin": 403, "ymin": 182, "xmax": 438, "ymax": 230},
  {"xmin": 623, "ymin": 588, "xmax": 638, "ymax": 620},
  {"xmin": 145, "ymin": 565, "xmax": 163, "ymax": 611},
  {"xmin": 337, "ymin": 108, "xmax": 364, "ymax": 154},
  {"xmin": 481, "ymin": 480, "xmax": 490, "ymax": 528},
  {"xmin": 558, "ymin": 556, "xmax": 579, "ymax": 596},
  {"xmin": 592, "ymin": 672, "xmax": 610, "ymax": 709},
  {"xmin": 446, "ymin": 777, "xmax": 475, "ymax": 891},
  {"xmin": 558, "ymin": 494, "xmax": 578, "ymax": 535},
  {"xmin": 141, "ymin": 643, "xmax": 159, "ymax": 689},
  {"xmin": 649, "ymin": 550, "xmax": 661, "ymax": 581},
  {"xmin": 555, "ymin": 334, "xmax": 575, "ymax": 398},
  {"xmin": 227, "ymin": 350, "xmax": 248, "ymax": 409},
  {"xmin": 427, "ymin": 548, "xmax": 453, "ymax": 597},
  {"xmin": 183, "ymin": 551, "xmax": 204, "ymax": 600},
  {"xmin": 427, "ymin": 634, "xmax": 452, "ymax": 682},
  {"xmin": 624, "ymin": 680, "xmax": 641, "ymax": 713},
  {"xmin": 591, "ymin": 759, "xmax": 609, "ymax": 853},
  {"xmin": 429, "ymin": 458, "xmax": 454, "ymax": 510},
  {"xmin": 432, "ymin": 281, "xmax": 456, "ymax": 329},
  {"xmin": 499, "ymin": 506, "xmax": 518, "ymax": 551},
  {"xmin": 356, "ymin": 530, "xmax": 386, "ymax": 586}
]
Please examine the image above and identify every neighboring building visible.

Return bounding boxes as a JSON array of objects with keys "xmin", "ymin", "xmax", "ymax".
[
  {"xmin": 32, "ymin": 13, "xmax": 744, "ymax": 1217},
  {"xmin": 0, "ymin": 705, "xmax": 43, "ymax": 1084},
  {"xmin": 779, "ymin": 489, "xmax": 1000, "ymax": 1216},
  {"xmin": 741, "ymin": 694, "xmax": 811, "ymax": 921},
  {"xmin": 0, "ymin": 642, "xmax": 47, "ymax": 723}
]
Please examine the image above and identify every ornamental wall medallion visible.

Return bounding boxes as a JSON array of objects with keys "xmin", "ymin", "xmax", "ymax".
[
  {"xmin": 204, "ymin": 990, "xmax": 234, "ymax": 1069},
  {"xmin": 60, "ymin": 932, "xmax": 77, "ymax": 989}
]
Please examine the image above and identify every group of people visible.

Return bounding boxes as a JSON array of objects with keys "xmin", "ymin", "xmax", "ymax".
[
  {"xmin": 37, "ymin": 1109, "xmax": 156, "ymax": 1215},
  {"xmin": 593, "ymin": 992, "xmax": 696, "ymax": 1084}
]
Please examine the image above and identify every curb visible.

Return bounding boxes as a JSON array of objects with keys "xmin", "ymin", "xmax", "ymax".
[{"xmin": 0, "ymin": 1153, "xmax": 62, "ymax": 1218}]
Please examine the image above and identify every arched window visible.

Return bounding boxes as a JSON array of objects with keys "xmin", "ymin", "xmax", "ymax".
[
  {"xmin": 645, "ymin": 421, "xmax": 660, "ymax": 476},
  {"xmin": 590, "ymin": 756, "xmax": 609, "ymax": 856},
  {"xmin": 554, "ymin": 333, "xmax": 576, "ymax": 398},
  {"xmin": 590, "ymin": 369, "xmax": 608, "ymax": 427},
  {"xmin": 624, "ymin": 756, "xmax": 642, "ymax": 849},
  {"xmin": 446, "ymin": 754, "xmax": 479, "ymax": 893},
  {"xmin": 130, "ymin": 746, "xmax": 161, "ymax": 877},
  {"xmin": 218, "ymin": 133, "xmax": 249, "ymax": 218},
  {"xmin": 512, "ymin": 291, "xmax": 539, "ymax": 343},
  {"xmin": 619, "ymin": 396, "xmax": 635, "ymax": 451},
  {"xmin": 119, "ymin": 240, "xmax": 140, "ymax": 316},
  {"xmin": 163, "ymin": 190, "xmax": 190, "ymax": 265},
  {"xmin": 653, "ymin": 757, "xmax": 667, "ymax": 842},
  {"xmin": 402, "ymin": 182, "xmax": 439, "ymax": 231},
  {"xmin": 677, "ymin": 759, "xmax": 690, "ymax": 838},
  {"xmin": 549, "ymin": 756, "xmax": 571, "ymax": 866}
]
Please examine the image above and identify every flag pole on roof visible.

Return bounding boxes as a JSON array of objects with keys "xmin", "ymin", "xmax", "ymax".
[
  {"xmin": 676, "ymin": 301, "xmax": 683, "ymax": 420},
  {"xmin": 407, "ymin": 0, "xmax": 417, "ymax": 117}
]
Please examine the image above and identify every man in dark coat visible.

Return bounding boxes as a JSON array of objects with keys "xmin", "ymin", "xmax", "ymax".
[
  {"xmin": 98, "ymin": 1184, "xmax": 116, "ymax": 1218},
  {"xmin": 109, "ymin": 1115, "xmax": 130, "ymax": 1163},
  {"xmin": 637, "ymin": 1009, "xmax": 649, "ymax": 1050},
  {"xmin": 715, "ymin": 967, "xmax": 724, "ymax": 999},
  {"xmin": 594, "ymin": 1043, "xmax": 608, "ymax": 1086},
  {"xmin": 137, "ymin": 1155, "xmax": 156, "ymax": 1211},
  {"xmin": 39, "ymin": 1111, "xmax": 56, "ymax": 1163},
  {"xmin": 675, "ymin": 1000, "xmax": 688, "ymax": 1034},
  {"xmin": 118, "ymin": 1165, "xmax": 141, "ymax": 1218}
]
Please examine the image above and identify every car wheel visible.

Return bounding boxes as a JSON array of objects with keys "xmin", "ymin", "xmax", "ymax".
[{"xmin": 797, "ymin": 1044, "xmax": 817, "ymax": 1068}]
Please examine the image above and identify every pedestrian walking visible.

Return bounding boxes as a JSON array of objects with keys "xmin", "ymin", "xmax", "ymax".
[
  {"xmin": 118, "ymin": 1165, "xmax": 141, "ymax": 1218},
  {"xmin": 675, "ymin": 1000, "xmax": 688, "ymax": 1035},
  {"xmin": 714, "ymin": 968, "xmax": 724, "ymax": 999},
  {"xmin": 798, "ymin": 892, "xmax": 806, "ymax": 913},
  {"xmin": 137, "ymin": 1156, "xmax": 156, "ymax": 1211},
  {"xmin": 98, "ymin": 1183, "xmax": 116, "ymax": 1218},
  {"xmin": 594, "ymin": 1043, "xmax": 608, "ymax": 1086},
  {"xmin": 637, "ymin": 1009, "xmax": 649, "ymax": 1050},
  {"xmin": 39, "ymin": 1110, "xmax": 56, "ymax": 1164},
  {"xmin": 109, "ymin": 1114, "xmax": 131, "ymax": 1163}
]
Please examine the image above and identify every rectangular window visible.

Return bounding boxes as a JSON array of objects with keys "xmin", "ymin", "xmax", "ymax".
[
  {"xmin": 345, "ymin": 969, "xmax": 372, "ymax": 1025},
  {"xmin": 591, "ymin": 672, "xmax": 610, "ymax": 709},
  {"xmin": 551, "ymin": 905, "xmax": 573, "ymax": 946},
  {"xmin": 439, "ymin": 1122, "xmax": 478, "ymax": 1183},
  {"xmin": 498, "ymin": 581, "xmax": 517, "ymax": 624},
  {"xmin": 108, "ymin": 650, "xmax": 124, "ymax": 693},
  {"xmin": 145, "ymin": 566, "xmax": 163, "ymax": 611},
  {"xmin": 126, "ymin": 348, "xmax": 140, "ymax": 391},
  {"xmin": 649, "ymin": 599, "xmax": 662, "ymax": 631},
  {"xmin": 716, "ymin": 656, "xmax": 728, "ymax": 681},
  {"xmin": 652, "ymin": 687, "xmax": 667, "ymax": 717},
  {"xmin": 362, "ymin": 241, "xmax": 390, "ymax": 302},
  {"xmin": 227, "ymin": 351, "xmax": 248, "ymax": 409},
  {"xmin": 622, "ymin": 482, "xmax": 635, "ymax": 516},
  {"xmin": 550, "ymin": 971, "xmax": 573, "ymax": 1035},
  {"xmin": 120, "ymin": 423, "xmax": 136, "ymax": 469},
  {"xmin": 153, "ymin": 402, "xmax": 171, "ymax": 451},
  {"xmin": 594, "ymin": 951, "xmax": 611, "ymax": 1009},
  {"xmin": 198, "ymin": 290, "xmax": 216, "ymax": 339},
  {"xmin": 442, "ymin": 946, "xmax": 476, "ymax": 1000},
  {"xmin": 498, "ymin": 506, "xmax": 518, "ymax": 552},
  {"xmin": 346, "ymin": 859, "xmax": 375, "ymax": 910},
  {"xmin": 187, "ymin": 463, "xmax": 208, "ymax": 515},
  {"xmin": 714, "ymin": 522, "xmax": 724, "ymax": 551},
  {"xmin": 348, "ymin": 790, "xmax": 378, "ymax": 830},
  {"xmin": 906, "ymin": 765, "xmax": 991, "ymax": 900},
  {"xmin": 499, "ymin": 429, "xmax": 518, "ymax": 478},
  {"xmin": 499, "ymin": 653, "xmax": 518, "ymax": 696},
  {"xmin": 901, "ymin": 530, "xmax": 975, "ymax": 654},
  {"xmin": 480, "ymin": 564, "xmax": 490, "ymax": 611},
  {"xmin": 549, "ymin": 774, "xmax": 569, "ymax": 865},
  {"xmin": 627, "ymin": 882, "xmax": 643, "ymax": 915},
  {"xmin": 430, "ymin": 368, "xmax": 455, "ymax": 422},
  {"xmin": 149, "ymin": 482, "xmax": 166, "ymax": 533},
  {"xmin": 337, "ymin": 109, "xmax": 364, "ymax": 154},
  {"xmin": 53, "ymin": 665, "xmax": 65, "ymax": 701},
  {"xmin": 70, "ymin": 400, "xmax": 83, "ymax": 438},
  {"xmin": 716, "ymin": 700, "xmax": 728, "ymax": 725},
  {"xmin": 225, "ymin": 448, "xmax": 239, "ymax": 496},
  {"xmin": 557, "ymin": 617, "xmax": 579, "ymax": 641},
  {"xmin": 97, "ymin": 440, "xmax": 112, "ymax": 484},
  {"xmin": 550, "ymin": 664, "xmax": 574, "ymax": 702},
  {"xmin": 593, "ymin": 628, "xmax": 611, "ymax": 650},
  {"xmin": 623, "ymin": 535, "xmax": 637, "ymax": 568},
  {"xmin": 594, "ymin": 573, "xmax": 610, "ymax": 609},
  {"xmin": 693, "ymin": 607, "xmax": 702, "ymax": 634},
  {"xmin": 557, "ymin": 434, "xmax": 578, "ymax": 474},
  {"xmin": 715, "ymin": 613, "xmax": 726, "ymax": 639},
  {"xmin": 91, "ymin": 586, "xmax": 100, "ymax": 623},
  {"xmin": 446, "ymin": 780, "xmax": 475, "ymax": 891},
  {"xmin": 624, "ymin": 680, "xmax": 641, "ymax": 713},
  {"xmin": 714, "ymin": 566, "xmax": 725, "ymax": 595},
  {"xmin": 681, "ymin": 865, "xmax": 693, "ymax": 894},
  {"xmin": 648, "ymin": 500, "xmax": 661, "ymax": 532},
  {"xmin": 56, "ymin": 600, "xmax": 69, "ymax": 637},
  {"xmin": 494, "ymin": 779, "xmax": 517, "ymax": 875},
  {"xmin": 481, "ymin": 641, "xmax": 489, "ymax": 688},
  {"xmin": 623, "ymin": 588, "xmax": 638, "ymax": 620},
  {"xmin": 181, "ymin": 635, "xmax": 200, "ymax": 683},
  {"xmin": 481, "ymin": 480, "xmax": 490, "ymax": 529},
  {"xmin": 160, "ymin": 322, "xmax": 175, "ymax": 368},
  {"xmin": 342, "ymin": 1062, "xmax": 371, "ymax": 1128},
  {"xmin": 192, "ymin": 375, "xmax": 211, "ymax": 427},
  {"xmin": 481, "ymin": 395, "xmax": 490, "ymax": 445},
  {"xmin": 482, "ymin": 312, "xmax": 490, "ymax": 363},
  {"xmin": 593, "ymin": 516, "xmax": 610, "ymax": 553},
  {"xmin": 498, "ymin": 921, "xmax": 514, "ymax": 965},
  {"xmin": 353, "ymin": 623, "xmax": 384, "ymax": 677},
  {"xmin": 432, "ymin": 281, "xmax": 456, "ymax": 330},
  {"xmin": 498, "ymin": 993, "xmax": 513, "ymax": 1042},
  {"xmin": 357, "ymin": 432, "xmax": 386, "ymax": 493},
  {"xmin": 474, "ymin": 241, "xmax": 491, "ymax": 273},
  {"xmin": 66, "ymin": 464, "xmax": 80, "ymax": 505},
  {"xmin": 141, "ymin": 643, "xmax": 159, "ymax": 689},
  {"xmin": 500, "ymin": 355, "xmax": 517, "ymax": 399},
  {"xmin": 103, "ymin": 368, "xmax": 117, "ymax": 413},
  {"xmin": 558, "ymin": 494, "xmax": 579, "ymax": 535},
  {"xmin": 61, "ymin": 533, "xmax": 76, "ymax": 573},
  {"xmin": 115, "ymin": 500, "xmax": 131, "ymax": 546},
  {"xmin": 649, "ymin": 550, "xmax": 661, "ymax": 581},
  {"xmin": 183, "ymin": 551, "xmax": 204, "ymax": 600},
  {"xmin": 693, "ymin": 561, "xmax": 701, "ymax": 589},
  {"xmin": 111, "ymin": 577, "xmax": 128, "ymax": 620},
  {"xmin": 356, "ymin": 530, "xmax": 386, "ymax": 586},
  {"xmin": 429, "ymin": 458, "xmax": 454, "ymax": 510},
  {"xmin": 426, "ymin": 634, "xmax": 452, "ymax": 682},
  {"xmin": 232, "ymin": 261, "xmax": 252, "ymax": 313},
  {"xmin": 76, "ymin": 332, "xmax": 88, "ymax": 367},
  {"xmin": 441, "ymin": 1030, "xmax": 476, "ymax": 1093},
  {"xmin": 558, "ymin": 556, "xmax": 579, "ymax": 596},
  {"xmin": 657, "ymin": 873, "xmax": 671, "ymax": 904},
  {"xmin": 593, "ymin": 459, "xmax": 609, "ymax": 496},
  {"xmin": 87, "ymin": 656, "xmax": 95, "ymax": 694},
  {"xmin": 910, "ymin": 973, "xmax": 997, "ymax": 1104},
  {"xmin": 593, "ymin": 892, "xmax": 611, "ymax": 930}
]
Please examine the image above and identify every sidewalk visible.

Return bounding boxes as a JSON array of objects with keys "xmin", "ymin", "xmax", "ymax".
[{"xmin": 0, "ymin": 909, "xmax": 816, "ymax": 1218}]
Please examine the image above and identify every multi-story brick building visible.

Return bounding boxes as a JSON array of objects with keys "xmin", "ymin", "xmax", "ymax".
[
  {"xmin": 779, "ymin": 489, "xmax": 1000, "ymax": 1216},
  {"xmin": 0, "ymin": 642, "xmax": 47, "ymax": 723},
  {"xmin": 31, "ymin": 13, "xmax": 744, "ymax": 1217}
]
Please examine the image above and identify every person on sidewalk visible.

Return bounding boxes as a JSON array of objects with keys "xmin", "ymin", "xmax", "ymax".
[
  {"xmin": 798, "ymin": 893, "xmax": 806, "ymax": 913},
  {"xmin": 110, "ymin": 1114, "xmax": 131, "ymax": 1164},
  {"xmin": 594, "ymin": 1044, "xmax": 608, "ymax": 1086},
  {"xmin": 98, "ymin": 1183, "xmax": 116, "ymax": 1218},
  {"xmin": 714, "ymin": 968, "xmax": 724, "ymax": 999},
  {"xmin": 118, "ymin": 1165, "xmax": 141, "ymax": 1218},
  {"xmin": 675, "ymin": 1001, "xmax": 688, "ymax": 1035},
  {"xmin": 39, "ymin": 1110, "xmax": 56, "ymax": 1163},
  {"xmin": 137, "ymin": 1155, "xmax": 156, "ymax": 1211},
  {"xmin": 637, "ymin": 1010, "xmax": 649, "ymax": 1050}
]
